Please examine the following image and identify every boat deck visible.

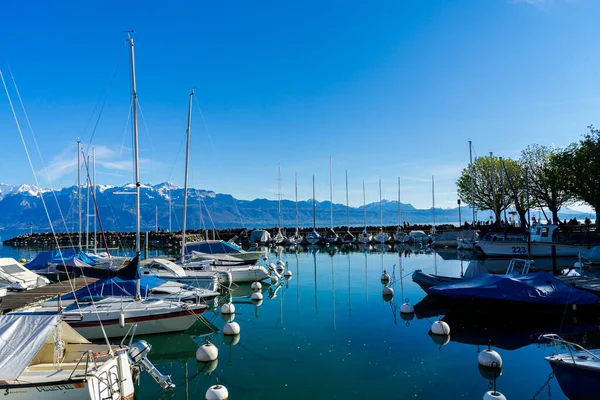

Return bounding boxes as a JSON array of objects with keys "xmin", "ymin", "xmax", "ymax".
[
  {"xmin": 0, "ymin": 277, "xmax": 98, "ymax": 314},
  {"xmin": 558, "ymin": 275, "xmax": 600, "ymax": 297}
]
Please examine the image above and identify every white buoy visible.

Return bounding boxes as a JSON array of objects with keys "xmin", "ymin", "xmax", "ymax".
[
  {"xmin": 382, "ymin": 286, "xmax": 394, "ymax": 296},
  {"xmin": 251, "ymin": 291, "xmax": 263, "ymax": 301},
  {"xmin": 400, "ymin": 303, "xmax": 415, "ymax": 314},
  {"xmin": 430, "ymin": 332, "xmax": 450, "ymax": 347},
  {"xmin": 196, "ymin": 342, "xmax": 219, "ymax": 362},
  {"xmin": 270, "ymin": 276, "xmax": 279, "ymax": 284},
  {"xmin": 223, "ymin": 321, "xmax": 241, "ymax": 336},
  {"xmin": 220, "ymin": 312, "xmax": 235, "ymax": 323},
  {"xmin": 478, "ymin": 365, "xmax": 503, "ymax": 380},
  {"xmin": 483, "ymin": 391, "xmax": 507, "ymax": 400},
  {"xmin": 220, "ymin": 303, "xmax": 235, "ymax": 315},
  {"xmin": 251, "ymin": 281, "xmax": 262, "ymax": 291},
  {"xmin": 119, "ymin": 311, "xmax": 126, "ymax": 328},
  {"xmin": 478, "ymin": 347, "xmax": 503, "ymax": 368},
  {"xmin": 431, "ymin": 320, "xmax": 450, "ymax": 336},
  {"xmin": 252, "ymin": 298, "xmax": 264, "ymax": 307},
  {"xmin": 400, "ymin": 311, "xmax": 414, "ymax": 322},
  {"xmin": 198, "ymin": 359, "xmax": 218, "ymax": 375},
  {"xmin": 206, "ymin": 382, "xmax": 229, "ymax": 400},
  {"xmin": 380, "ymin": 272, "xmax": 390, "ymax": 282},
  {"xmin": 284, "ymin": 270, "xmax": 293, "ymax": 277},
  {"xmin": 223, "ymin": 334, "xmax": 241, "ymax": 346}
]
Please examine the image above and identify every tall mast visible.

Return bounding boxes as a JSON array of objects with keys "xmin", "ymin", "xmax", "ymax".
[
  {"xmin": 363, "ymin": 181, "xmax": 366, "ymax": 230},
  {"xmin": 181, "ymin": 89, "xmax": 194, "ymax": 261},
  {"xmin": 277, "ymin": 163, "xmax": 282, "ymax": 228},
  {"xmin": 397, "ymin": 177, "xmax": 401, "ymax": 228},
  {"xmin": 128, "ymin": 34, "xmax": 141, "ymax": 299},
  {"xmin": 295, "ymin": 173, "xmax": 299, "ymax": 234},
  {"xmin": 329, "ymin": 156, "xmax": 333, "ymax": 229},
  {"xmin": 432, "ymin": 175, "xmax": 436, "ymax": 229},
  {"xmin": 489, "ymin": 151, "xmax": 495, "ymax": 222},
  {"xmin": 85, "ymin": 155, "xmax": 90, "ymax": 250},
  {"xmin": 312, "ymin": 175, "xmax": 316, "ymax": 230},
  {"xmin": 468, "ymin": 140, "xmax": 475, "ymax": 224},
  {"xmin": 345, "ymin": 170, "xmax": 349, "ymax": 229},
  {"xmin": 92, "ymin": 147, "xmax": 97, "ymax": 253},
  {"xmin": 500, "ymin": 156, "xmax": 506, "ymax": 223},
  {"xmin": 77, "ymin": 140, "xmax": 82, "ymax": 249},
  {"xmin": 378, "ymin": 178, "xmax": 383, "ymax": 229}
]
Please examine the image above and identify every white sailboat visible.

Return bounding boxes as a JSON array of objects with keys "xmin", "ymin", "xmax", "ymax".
[
  {"xmin": 357, "ymin": 181, "xmax": 372, "ymax": 244},
  {"xmin": 272, "ymin": 163, "xmax": 286, "ymax": 245},
  {"xmin": 374, "ymin": 179, "xmax": 390, "ymax": 244},
  {"xmin": 287, "ymin": 173, "xmax": 303, "ymax": 245},
  {"xmin": 306, "ymin": 175, "xmax": 321, "ymax": 245},
  {"xmin": 393, "ymin": 177, "xmax": 409, "ymax": 244}
]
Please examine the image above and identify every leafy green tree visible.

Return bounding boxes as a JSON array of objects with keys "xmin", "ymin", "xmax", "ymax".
[
  {"xmin": 456, "ymin": 155, "xmax": 513, "ymax": 223},
  {"xmin": 501, "ymin": 158, "xmax": 533, "ymax": 228},
  {"xmin": 520, "ymin": 144, "xmax": 573, "ymax": 224},
  {"xmin": 555, "ymin": 126, "xmax": 600, "ymax": 227}
]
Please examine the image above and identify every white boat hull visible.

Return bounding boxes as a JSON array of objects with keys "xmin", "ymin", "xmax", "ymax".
[
  {"xmin": 475, "ymin": 241, "xmax": 588, "ymax": 257},
  {"xmin": 219, "ymin": 266, "xmax": 270, "ymax": 283}
]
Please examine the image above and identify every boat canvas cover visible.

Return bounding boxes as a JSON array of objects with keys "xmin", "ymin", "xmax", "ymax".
[
  {"xmin": 249, "ymin": 230, "xmax": 271, "ymax": 243},
  {"xmin": 0, "ymin": 258, "xmax": 46, "ymax": 285},
  {"xmin": 185, "ymin": 240, "xmax": 242, "ymax": 255},
  {"xmin": 0, "ymin": 314, "xmax": 89, "ymax": 380},
  {"xmin": 25, "ymin": 249, "xmax": 96, "ymax": 270},
  {"xmin": 581, "ymin": 247, "xmax": 600, "ymax": 264},
  {"xmin": 427, "ymin": 272, "xmax": 600, "ymax": 305},
  {"xmin": 60, "ymin": 275, "xmax": 168, "ymax": 300}
]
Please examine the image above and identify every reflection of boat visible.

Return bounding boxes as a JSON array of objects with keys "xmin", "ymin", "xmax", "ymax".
[
  {"xmin": 431, "ymin": 229, "xmax": 477, "ymax": 247},
  {"xmin": 427, "ymin": 272, "xmax": 600, "ymax": 315},
  {"xmin": 543, "ymin": 333, "xmax": 600, "ymax": 400}
]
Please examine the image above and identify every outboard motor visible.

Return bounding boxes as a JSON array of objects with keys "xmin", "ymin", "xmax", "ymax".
[{"xmin": 128, "ymin": 340, "xmax": 175, "ymax": 391}]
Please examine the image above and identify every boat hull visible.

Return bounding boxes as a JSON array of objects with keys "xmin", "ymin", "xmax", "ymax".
[
  {"xmin": 475, "ymin": 242, "xmax": 588, "ymax": 257},
  {"xmin": 549, "ymin": 358, "xmax": 600, "ymax": 400}
]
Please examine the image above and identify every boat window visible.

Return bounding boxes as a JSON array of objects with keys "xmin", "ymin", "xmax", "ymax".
[
  {"xmin": 541, "ymin": 227, "xmax": 549, "ymax": 238},
  {"xmin": 0, "ymin": 264, "xmax": 25, "ymax": 274}
]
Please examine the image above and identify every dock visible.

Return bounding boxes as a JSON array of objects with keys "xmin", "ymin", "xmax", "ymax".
[
  {"xmin": 558, "ymin": 275, "xmax": 600, "ymax": 297},
  {"xmin": 0, "ymin": 277, "xmax": 97, "ymax": 313}
]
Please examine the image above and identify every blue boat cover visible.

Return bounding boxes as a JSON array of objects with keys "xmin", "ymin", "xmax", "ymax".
[
  {"xmin": 184, "ymin": 240, "xmax": 240, "ymax": 255},
  {"xmin": 427, "ymin": 272, "xmax": 600, "ymax": 305},
  {"xmin": 60, "ymin": 275, "xmax": 167, "ymax": 301},
  {"xmin": 26, "ymin": 249, "xmax": 96, "ymax": 270}
]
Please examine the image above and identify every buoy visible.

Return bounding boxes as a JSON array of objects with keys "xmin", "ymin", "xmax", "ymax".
[
  {"xmin": 251, "ymin": 291, "xmax": 263, "ymax": 301},
  {"xmin": 206, "ymin": 382, "xmax": 229, "ymax": 400},
  {"xmin": 19, "ymin": 258, "xmax": 26, "ymax": 264},
  {"xmin": 400, "ymin": 302, "xmax": 414, "ymax": 314},
  {"xmin": 270, "ymin": 276, "xmax": 279, "ymax": 284},
  {"xmin": 220, "ymin": 312, "xmax": 235, "ymax": 323},
  {"xmin": 478, "ymin": 365, "xmax": 503, "ymax": 381},
  {"xmin": 483, "ymin": 391, "xmax": 507, "ymax": 400},
  {"xmin": 196, "ymin": 342, "xmax": 218, "ymax": 362},
  {"xmin": 382, "ymin": 293, "xmax": 394, "ymax": 303},
  {"xmin": 284, "ymin": 270, "xmax": 292, "ymax": 277},
  {"xmin": 251, "ymin": 281, "xmax": 262, "ymax": 291},
  {"xmin": 478, "ymin": 346, "xmax": 503, "ymax": 368},
  {"xmin": 223, "ymin": 334, "xmax": 240, "ymax": 346},
  {"xmin": 382, "ymin": 286, "xmax": 394, "ymax": 296},
  {"xmin": 198, "ymin": 359, "xmax": 218, "ymax": 375},
  {"xmin": 400, "ymin": 311, "xmax": 414, "ymax": 321},
  {"xmin": 119, "ymin": 311, "xmax": 126, "ymax": 328},
  {"xmin": 430, "ymin": 332, "xmax": 450, "ymax": 347},
  {"xmin": 220, "ymin": 303, "xmax": 235, "ymax": 315},
  {"xmin": 380, "ymin": 271, "xmax": 390, "ymax": 282},
  {"xmin": 252, "ymin": 298, "xmax": 263, "ymax": 307},
  {"xmin": 431, "ymin": 320, "xmax": 450, "ymax": 336},
  {"xmin": 223, "ymin": 321, "xmax": 241, "ymax": 336}
]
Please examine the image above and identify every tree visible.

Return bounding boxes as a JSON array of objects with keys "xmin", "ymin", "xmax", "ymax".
[
  {"xmin": 501, "ymin": 158, "xmax": 533, "ymax": 228},
  {"xmin": 520, "ymin": 144, "xmax": 573, "ymax": 224},
  {"xmin": 555, "ymin": 126, "xmax": 600, "ymax": 227},
  {"xmin": 456, "ymin": 155, "xmax": 513, "ymax": 223}
]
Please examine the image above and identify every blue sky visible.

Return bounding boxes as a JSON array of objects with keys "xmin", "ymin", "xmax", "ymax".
[{"xmin": 0, "ymin": 0, "xmax": 599, "ymax": 211}]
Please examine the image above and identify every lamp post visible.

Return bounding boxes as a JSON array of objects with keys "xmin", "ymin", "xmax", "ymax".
[{"xmin": 457, "ymin": 199, "xmax": 462, "ymax": 227}]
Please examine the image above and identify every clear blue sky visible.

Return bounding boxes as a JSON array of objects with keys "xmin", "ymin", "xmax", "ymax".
[{"xmin": 0, "ymin": 0, "xmax": 598, "ymax": 211}]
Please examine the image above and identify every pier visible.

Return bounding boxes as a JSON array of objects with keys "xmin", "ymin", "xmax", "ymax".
[{"xmin": 0, "ymin": 277, "xmax": 97, "ymax": 313}]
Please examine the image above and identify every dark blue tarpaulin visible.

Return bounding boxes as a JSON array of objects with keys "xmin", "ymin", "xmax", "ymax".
[
  {"xmin": 427, "ymin": 272, "xmax": 600, "ymax": 305},
  {"xmin": 26, "ymin": 249, "xmax": 96, "ymax": 271}
]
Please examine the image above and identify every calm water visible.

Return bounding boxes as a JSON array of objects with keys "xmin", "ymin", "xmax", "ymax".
[{"xmin": 0, "ymin": 244, "xmax": 593, "ymax": 399}]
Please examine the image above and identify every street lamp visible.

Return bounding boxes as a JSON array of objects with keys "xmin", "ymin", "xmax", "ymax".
[{"xmin": 457, "ymin": 199, "xmax": 461, "ymax": 227}]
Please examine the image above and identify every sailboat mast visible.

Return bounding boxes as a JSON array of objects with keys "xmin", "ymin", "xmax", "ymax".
[
  {"xmin": 181, "ymin": 89, "xmax": 194, "ymax": 261},
  {"xmin": 93, "ymin": 147, "xmax": 97, "ymax": 253},
  {"xmin": 295, "ymin": 173, "xmax": 299, "ymax": 233},
  {"xmin": 312, "ymin": 175, "xmax": 316, "ymax": 230},
  {"xmin": 86, "ymin": 155, "xmax": 90, "ymax": 250},
  {"xmin": 379, "ymin": 178, "xmax": 383, "ymax": 229},
  {"xmin": 128, "ymin": 35, "xmax": 141, "ymax": 299},
  {"xmin": 468, "ymin": 140, "xmax": 475, "ymax": 224},
  {"xmin": 278, "ymin": 163, "xmax": 282, "ymax": 228},
  {"xmin": 77, "ymin": 140, "xmax": 81, "ymax": 249},
  {"xmin": 329, "ymin": 156, "xmax": 333, "ymax": 229},
  {"xmin": 363, "ymin": 181, "xmax": 366, "ymax": 230},
  {"xmin": 432, "ymin": 175, "xmax": 436, "ymax": 229},
  {"xmin": 397, "ymin": 177, "xmax": 401, "ymax": 228},
  {"xmin": 345, "ymin": 170, "xmax": 349, "ymax": 229}
]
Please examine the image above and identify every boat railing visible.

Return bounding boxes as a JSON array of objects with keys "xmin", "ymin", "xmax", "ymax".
[
  {"xmin": 541, "ymin": 334, "xmax": 600, "ymax": 363},
  {"xmin": 506, "ymin": 259, "xmax": 534, "ymax": 274},
  {"xmin": 68, "ymin": 350, "xmax": 98, "ymax": 380}
]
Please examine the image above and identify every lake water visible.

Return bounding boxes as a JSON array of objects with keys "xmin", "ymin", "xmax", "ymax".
[{"xmin": 0, "ymin": 243, "xmax": 592, "ymax": 399}]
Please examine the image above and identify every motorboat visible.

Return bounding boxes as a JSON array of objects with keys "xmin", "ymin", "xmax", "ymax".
[
  {"xmin": 184, "ymin": 239, "xmax": 265, "ymax": 263},
  {"xmin": 0, "ymin": 257, "xmax": 50, "ymax": 295},
  {"xmin": 542, "ymin": 333, "xmax": 600, "ymax": 400},
  {"xmin": 141, "ymin": 258, "xmax": 230, "ymax": 290}
]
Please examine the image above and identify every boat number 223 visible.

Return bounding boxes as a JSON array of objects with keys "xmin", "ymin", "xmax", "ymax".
[{"xmin": 511, "ymin": 246, "xmax": 527, "ymax": 254}]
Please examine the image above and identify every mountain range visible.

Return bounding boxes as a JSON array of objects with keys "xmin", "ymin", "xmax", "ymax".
[{"xmin": 0, "ymin": 182, "xmax": 591, "ymax": 235}]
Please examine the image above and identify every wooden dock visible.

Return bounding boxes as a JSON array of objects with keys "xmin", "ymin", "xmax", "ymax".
[
  {"xmin": 558, "ymin": 275, "xmax": 600, "ymax": 296},
  {"xmin": 0, "ymin": 277, "xmax": 97, "ymax": 313}
]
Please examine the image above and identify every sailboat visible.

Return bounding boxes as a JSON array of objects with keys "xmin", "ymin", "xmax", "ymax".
[
  {"xmin": 20, "ymin": 35, "xmax": 208, "ymax": 340},
  {"xmin": 287, "ymin": 173, "xmax": 303, "ymax": 245},
  {"xmin": 374, "ymin": 179, "xmax": 390, "ymax": 244},
  {"xmin": 323, "ymin": 157, "xmax": 340, "ymax": 245},
  {"xmin": 357, "ymin": 181, "xmax": 372, "ymax": 244},
  {"xmin": 272, "ymin": 163, "xmax": 286, "ymax": 245},
  {"xmin": 340, "ymin": 170, "xmax": 354, "ymax": 245},
  {"xmin": 393, "ymin": 177, "xmax": 409, "ymax": 244},
  {"xmin": 306, "ymin": 175, "xmax": 321, "ymax": 245}
]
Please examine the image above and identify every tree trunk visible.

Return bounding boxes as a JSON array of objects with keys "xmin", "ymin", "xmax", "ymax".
[
  {"xmin": 517, "ymin": 209, "xmax": 528, "ymax": 228},
  {"xmin": 551, "ymin": 208, "xmax": 560, "ymax": 225}
]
